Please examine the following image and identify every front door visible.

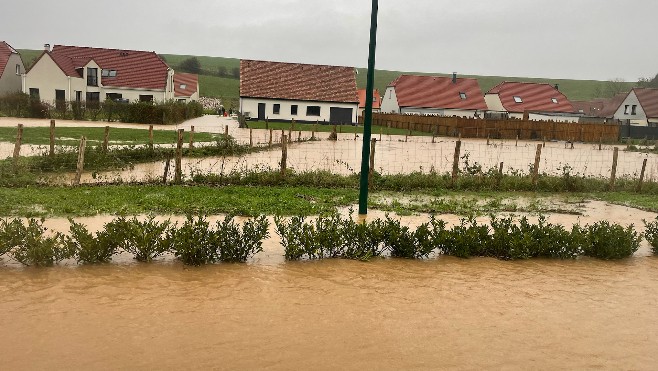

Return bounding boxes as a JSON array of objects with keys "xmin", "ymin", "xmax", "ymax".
[{"xmin": 258, "ymin": 103, "xmax": 266, "ymax": 121}]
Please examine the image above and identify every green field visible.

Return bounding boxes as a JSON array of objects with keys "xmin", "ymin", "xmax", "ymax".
[
  {"xmin": 19, "ymin": 49, "xmax": 639, "ymax": 105},
  {"xmin": 0, "ymin": 126, "xmax": 218, "ymax": 146}
]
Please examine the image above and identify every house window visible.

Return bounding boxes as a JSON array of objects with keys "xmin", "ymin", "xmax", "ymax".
[
  {"xmin": 15, "ymin": 64, "xmax": 21, "ymax": 75},
  {"xmin": 106, "ymin": 93, "xmax": 123, "ymax": 102},
  {"xmin": 551, "ymin": 98, "xmax": 559, "ymax": 104},
  {"xmin": 459, "ymin": 92, "xmax": 467, "ymax": 100},
  {"xmin": 101, "ymin": 69, "xmax": 117, "ymax": 77},
  {"xmin": 624, "ymin": 105, "xmax": 630, "ymax": 114},
  {"xmin": 29, "ymin": 88, "xmax": 40, "ymax": 99},
  {"xmin": 631, "ymin": 105, "xmax": 637, "ymax": 115},
  {"xmin": 86, "ymin": 92, "xmax": 100, "ymax": 108},
  {"xmin": 139, "ymin": 95, "xmax": 154, "ymax": 103},
  {"xmin": 291, "ymin": 105, "xmax": 298, "ymax": 115},
  {"xmin": 87, "ymin": 68, "xmax": 98, "ymax": 86},
  {"xmin": 75, "ymin": 91, "xmax": 82, "ymax": 102},
  {"xmin": 513, "ymin": 96, "xmax": 523, "ymax": 103},
  {"xmin": 306, "ymin": 106, "xmax": 321, "ymax": 116},
  {"xmin": 180, "ymin": 84, "xmax": 187, "ymax": 89},
  {"xmin": 273, "ymin": 104, "xmax": 281, "ymax": 114},
  {"xmin": 55, "ymin": 90, "xmax": 66, "ymax": 110}
]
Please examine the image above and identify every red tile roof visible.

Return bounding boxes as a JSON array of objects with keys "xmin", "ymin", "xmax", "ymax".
[
  {"xmin": 358, "ymin": 89, "xmax": 381, "ymax": 109},
  {"xmin": 174, "ymin": 72, "xmax": 198, "ymax": 97},
  {"xmin": 0, "ymin": 41, "xmax": 18, "ymax": 78},
  {"xmin": 44, "ymin": 45, "xmax": 170, "ymax": 90},
  {"xmin": 597, "ymin": 93, "xmax": 629, "ymax": 118},
  {"xmin": 240, "ymin": 60, "xmax": 358, "ymax": 103},
  {"xmin": 388, "ymin": 75, "xmax": 488, "ymax": 110},
  {"xmin": 634, "ymin": 88, "xmax": 658, "ymax": 118},
  {"xmin": 572, "ymin": 99, "xmax": 607, "ymax": 117},
  {"xmin": 487, "ymin": 82, "xmax": 575, "ymax": 113}
]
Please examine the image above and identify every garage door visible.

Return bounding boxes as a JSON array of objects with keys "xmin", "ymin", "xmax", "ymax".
[{"xmin": 329, "ymin": 107, "xmax": 353, "ymax": 124}]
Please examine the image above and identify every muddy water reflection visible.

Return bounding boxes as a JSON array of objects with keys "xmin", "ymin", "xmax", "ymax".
[{"xmin": 1, "ymin": 258, "xmax": 657, "ymax": 370}]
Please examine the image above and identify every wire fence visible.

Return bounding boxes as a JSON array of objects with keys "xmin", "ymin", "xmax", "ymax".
[{"xmin": 2, "ymin": 119, "xmax": 658, "ymax": 187}]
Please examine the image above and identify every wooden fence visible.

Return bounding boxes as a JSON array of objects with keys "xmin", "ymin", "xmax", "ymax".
[{"xmin": 360, "ymin": 113, "xmax": 621, "ymax": 143}]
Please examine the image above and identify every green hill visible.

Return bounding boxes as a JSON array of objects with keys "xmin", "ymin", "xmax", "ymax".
[{"xmin": 20, "ymin": 49, "xmax": 639, "ymax": 108}]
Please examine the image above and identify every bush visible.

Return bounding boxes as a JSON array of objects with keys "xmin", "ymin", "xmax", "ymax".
[
  {"xmin": 64, "ymin": 219, "xmax": 119, "ymax": 264},
  {"xmin": 382, "ymin": 215, "xmax": 440, "ymax": 259},
  {"xmin": 0, "ymin": 218, "xmax": 67, "ymax": 266},
  {"xmin": 107, "ymin": 216, "xmax": 172, "ymax": 262},
  {"xmin": 584, "ymin": 221, "xmax": 641, "ymax": 260},
  {"xmin": 643, "ymin": 217, "xmax": 658, "ymax": 255},
  {"xmin": 169, "ymin": 215, "xmax": 217, "ymax": 266},
  {"xmin": 215, "ymin": 215, "xmax": 269, "ymax": 263},
  {"xmin": 441, "ymin": 216, "xmax": 491, "ymax": 258}
]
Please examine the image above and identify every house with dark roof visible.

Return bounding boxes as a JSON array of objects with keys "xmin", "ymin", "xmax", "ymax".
[
  {"xmin": 610, "ymin": 88, "xmax": 658, "ymax": 126},
  {"xmin": 380, "ymin": 74, "xmax": 488, "ymax": 118},
  {"xmin": 23, "ymin": 44, "xmax": 197, "ymax": 104},
  {"xmin": 239, "ymin": 60, "xmax": 359, "ymax": 124},
  {"xmin": 357, "ymin": 89, "xmax": 381, "ymax": 117},
  {"xmin": 0, "ymin": 41, "xmax": 25, "ymax": 95},
  {"xmin": 484, "ymin": 82, "xmax": 579, "ymax": 122}
]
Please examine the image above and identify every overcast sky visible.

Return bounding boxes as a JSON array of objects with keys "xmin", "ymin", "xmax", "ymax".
[{"xmin": 3, "ymin": 0, "xmax": 656, "ymax": 81}]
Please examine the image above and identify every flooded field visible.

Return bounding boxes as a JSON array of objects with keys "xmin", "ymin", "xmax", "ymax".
[
  {"xmin": 1, "ymin": 205, "xmax": 658, "ymax": 369},
  {"xmin": 2, "ymin": 116, "xmax": 657, "ymax": 184}
]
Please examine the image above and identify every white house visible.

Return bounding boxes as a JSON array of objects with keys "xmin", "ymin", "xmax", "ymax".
[
  {"xmin": 240, "ymin": 60, "xmax": 359, "ymax": 124},
  {"xmin": 484, "ymin": 82, "xmax": 579, "ymax": 122},
  {"xmin": 0, "ymin": 41, "xmax": 25, "ymax": 96},
  {"xmin": 23, "ymin": 44, "xmax": 198, "ymax": 105},
  {"xmin": 611, "ymin": 88, "xmax": 658, "ymax": 127},
  {"xmin": 380, "ymin": 74, "xmax": 488, "ymax": 118}
]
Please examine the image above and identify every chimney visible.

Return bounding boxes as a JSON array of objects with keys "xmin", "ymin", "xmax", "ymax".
[
  {"xmin": 554, "ymin": 84, "xmax": 559, "ymax": 91},
  {"xmin": 44, "ymin": 44, "xmax": 51, "ymax": 52},
  {"xmin": 452, "ymin": 72, "xmax": 457, "ymax": 84}
]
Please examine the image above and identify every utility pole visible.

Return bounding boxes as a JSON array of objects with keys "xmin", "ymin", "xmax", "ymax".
[{"xmin": 358, "ymin": 0, "xmax": 379, "ymax": 216}]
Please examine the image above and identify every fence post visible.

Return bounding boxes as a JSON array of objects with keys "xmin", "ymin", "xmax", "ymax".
[
  {"xmin": 379, "ymin": 126, "xmax": 383, "ymax": 141},
  {"xmin": 516, "ymin": 135, "xmax": 519, "ymax": 147},
  {"xmin": 298, "ymin": 130, "xmax": 301, "ymax": 142},
  {"xmin": 599, "ymin": 135, "xmax": 602, "ymax": 151},
  {"xmin": 637, "ymin": 158, "xmax": 648, "ymax": 192},
  {"xmin": 189, "ymin": 125, "xmax": 195, "ymax": 149},
  {"xmin": 224, "ymin": 125, "xmax": 229, "ymax": 137},
  {"xmin": 312, "ymin": 125, "xmax": 316, "ymax": 140},
  {"xmin": 269, "ymin": 128, "xmax": 273, "ymax": 147},
  {"xmin": 103, "ymin": 126, "xmax": 110, "ymax": 152},
  {"xmin": 487, "ymin": 134, "xmax": 490, "ymax": 146},
  {"xmin": 330, "ymin": 125, "xmax": 337, "ymax": 141},
  {"xmin": 532, "ymin": 144, "xmax": 542, "ymax": 185},
  {"xmin": 609, "ymin": 147, "xmax": 619, "ymax": 190},
  {"xmin": 249, "ymin": 128, "xmax": 253, "ymax": 147},
  {"xmin": 148, "ymin": 124, "xmax": 154, "ymax": 150},
  {"xmin": 13, "ymin": 124, "xmax": 23, "ymax": 162},
  {"xmin": 280, "ymin": 134, "xmax": 288, "ymax": 175},
  {"xmin": 73, "ymin": 136, "xmax": 87, "ymax": 186},
  {"xmin": 265, "ymin": 118, "xmax": 269, "ymax": 130},
  {"xmin": 497, "ymin": 162, "xmax": 504, "ymax": 187},
  {"xmin": 163, "ymin": 156, "xmax": 171, "ymax": 184},
  {"xmin": 368, "ymin": 138, "xmax": 377, "ymax": 189},
  {"xmin": 49, "ymin": 120, "xmax": 55, "ymax": 156},
  {"xmin": 542, "ymin": 136, "xmax": 546, "ymax": 148},
  {"xmin": 175, "ymin": 129, "xmax": 184, "ymax": 184},
  {"xmin": 451, "ymin": 140, "xmax": 462, "ymax": 181}
]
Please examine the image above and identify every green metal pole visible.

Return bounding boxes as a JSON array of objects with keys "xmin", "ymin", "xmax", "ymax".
[{"xmin": 358, "ymin": 0, "xmax": 379, "ymax": 216}]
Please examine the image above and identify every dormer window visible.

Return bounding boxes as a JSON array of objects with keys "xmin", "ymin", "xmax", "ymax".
[
  {"xmin": 459, "ymin": 92, "xmax": 467, "ymax": 100},
  {"xmin": 551, "ymin": 98, "xmax": 559, "ymax": 104},
  {"xmin": 180, "ymin": 84, "xmax": 187, "ymax": 89},
  {"xmin": 513, "ymin": 96, "xmax": 523, "ymax": 103}
]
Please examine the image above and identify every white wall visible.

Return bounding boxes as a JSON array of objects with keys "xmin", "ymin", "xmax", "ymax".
[
  {"xmin": 528, "ymin": 113, "xmax": 580, "ymax": 123},
  {"xmin": 0, "ymin": 53, "xmax": 24, "ymax": 95},
  {"xmin": 613, "ymin": 91, "xmax": 648, "ymax": 126},
  {"xmin": 380, "ymin": 87, "xmax": 399, "ymax": 113},
  {"xmin": 240, "ymin": 97, "xmax": 358, "ymax": 123},
  {"xmin": 102, "ymin": 87, "xmax": 166, "ymax": 102},
  {"xmin": 23, "ymin": 54, "xmax": 73, "ymax": 103},
  {"xmin": 484, "ymin": 94, "xmax": 505, "ymax": 111}
]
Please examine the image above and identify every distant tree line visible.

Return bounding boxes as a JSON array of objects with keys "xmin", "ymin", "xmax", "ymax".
[{"xmin": 175, "ymin": 57, "xmax": 239, "ymax": 79}]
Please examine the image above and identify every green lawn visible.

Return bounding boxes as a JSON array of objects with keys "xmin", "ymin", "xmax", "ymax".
[
  {"xmin": 0, "ymin": 127, "xmax": 219, "ymax": 146},
  {"xmin": 246, "ymin": 120, "xmax": 432, "ymax": 136}
]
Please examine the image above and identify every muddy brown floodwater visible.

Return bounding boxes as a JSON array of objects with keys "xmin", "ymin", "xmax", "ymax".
[{"xmin": 1, "ymin": 207, "xmax": 658, "ymax": 370}]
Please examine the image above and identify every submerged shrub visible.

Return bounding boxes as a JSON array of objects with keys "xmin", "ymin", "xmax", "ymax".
[
  {"xmin": 442, "ymin": 216, "xmax": 491, "ymax": 258},
  {"xmin": 275, "ymin": 215, "xmax": 319, "ymax": 261},
  {"xmin": 643, "ymin": 218, "xmax": 658, "ymax": 255},
  {"xmin": 341, "ymin": 217, "xmax": 386, "ymax": 261},
  {"xmin": 215, "ymin": 215, "xmax": 269, "ymax": 263},
  {"xmin": 584, "ymin": 221, "xmax": 641, "ymax": 260},
  {"xmin": 383, "ymin": 215, "xmax": 439, "ymax": 259},
  {"xmin": 169, "ymin": 215, "xmax": 216, "ymax": 266},
  {"xmin": 0, "ymin": 218, "xmax": 67, "ymax": 266},
  {"xmin": 64, "ymin": 219, "xmax": 119, "ymax": 264},
  {"xmin": 107, "ymin": 216, "xmax": 172, "ymax": 262}
]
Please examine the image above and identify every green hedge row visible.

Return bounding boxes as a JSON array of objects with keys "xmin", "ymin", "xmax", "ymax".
[
  {"xmin": 0, "ymin": 92, "xmax": 203, "ymax": 124},
  {"xmin": 2, "ymin": 215, "xmax": 655, "ymax": 267}
]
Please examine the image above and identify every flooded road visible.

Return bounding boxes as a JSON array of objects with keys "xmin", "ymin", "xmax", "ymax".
[
  {"xmin": 1, "ymin": 206, "xmax": 658, "ymax": 369},
  {"xmin": 1, "ymin": 257, "xmax": 657, "ymax": 370}
]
